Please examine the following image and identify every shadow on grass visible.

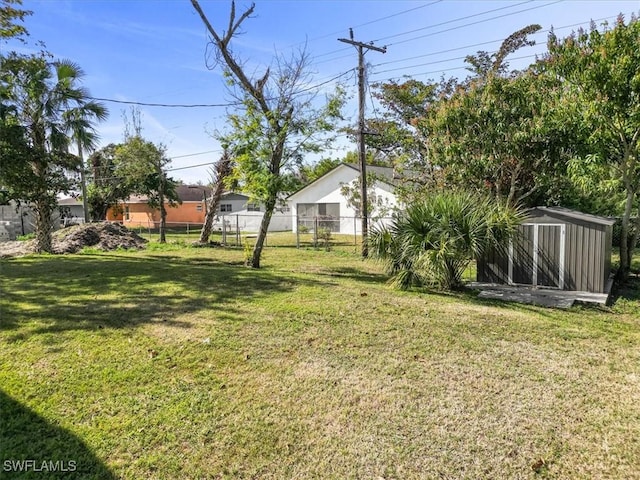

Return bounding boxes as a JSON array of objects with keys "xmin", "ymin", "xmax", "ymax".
[
  {"xmin": 416, "ymin": 285, "xmax": 565, "ymax": 318},
  {"xmin": 0, "ymin": 390, "xmax": 116, "ymax": 479},
  {"xmin": 611, "ymin": 275, "xmax": 640, "ymax": 300},
  {"xmin": 0, "ymin": 252, "xmax": 320, "ymax": 335},
  {"xmin": 317, "ymin": 266, "xmax": 389, "ymax": 285}
]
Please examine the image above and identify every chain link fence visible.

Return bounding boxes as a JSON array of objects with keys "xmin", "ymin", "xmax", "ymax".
[{"xmin": 124, "ymin": 214, "xmax": 395, "ymax": 250}]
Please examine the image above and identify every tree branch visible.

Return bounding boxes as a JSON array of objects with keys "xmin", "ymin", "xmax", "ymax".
[{"xmin": 190, "ymin": 0, "xmax": 269, "ymax": 113}]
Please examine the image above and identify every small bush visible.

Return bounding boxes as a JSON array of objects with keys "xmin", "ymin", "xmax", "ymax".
[{"xmin": 317, "ymin": 227, "xmax": 332, "ymax": 251}]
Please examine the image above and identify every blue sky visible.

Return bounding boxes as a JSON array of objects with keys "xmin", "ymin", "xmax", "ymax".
[{"xmin": 5, "ymin": 0, "xmax": 639, "ymax": 184}]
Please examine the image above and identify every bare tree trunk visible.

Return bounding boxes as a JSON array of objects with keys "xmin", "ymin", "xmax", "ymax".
[
  {"xmin": 199, "ymin": 151, "xmax": 233, "ymax": 244},
  {"xmin": 617, "ymin": 188, "xmax": 634, "ymax": 281},
  {"xmin": 250, "ymin": 196, "xmax": 276, "ymax": 268},
  {"xmin": 158, "ymin": 170, "xmax": 166, "ymax": 243},
  {"xmin": 34, "ymin": 200, "xmax": 53, "ymax": 253},
  {"xmin": 248, "ymin": 138, "xmax": 286, "ymax": 268}
]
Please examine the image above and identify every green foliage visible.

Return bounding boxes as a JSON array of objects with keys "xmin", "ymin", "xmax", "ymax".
[
  {"xmin": 339, "ymin": 172, "xmax": 393, "ymax": 219},
  {"xmin": 369, "ymin": 191, "xmax": 524, "ymax": 290},
  {"xmin": 420, "ymin": 68, "xmax": 570, "ymax": 206},
  {"xmin": 317, "ymin": 227, "xmax": 332, "ymax": 251},
  {"xmin": 465, "ymin": 24, "xmax": 542, "ymax": 79},
  {"xmin": 545, "ymin": 15, "xmax": 640, "ymax": 278},
  {"xmin": 86, "ymin": 144, "xmax": 125, "ymax": 220},
  {"xmin": 114, "ymin": 137, "xmax": 179, "ymax": 205},
  {"xmin": 301, "ymin": 157, "xmax": 342, "ymax": 183},
  {"xmin": 0, "ymin": 0, "xmax": 31, "ymax": 43},
  {"xmin": 0, "ymin": 51, "xmax": 107, "ymax": 252},
  {"xmin": 367, "ymin": 78, "xmax": 447, "ymax": 183}
]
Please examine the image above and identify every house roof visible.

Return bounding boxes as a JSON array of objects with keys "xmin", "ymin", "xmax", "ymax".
[
  {"xmin": 122, "ymin": 186, "xmax": 248, "ymax": 204},
  {"xmin": 176, "ymin": 184, "xmax": 213, "ymax": 202},
  {"xmin": 58, "ymin": 197, "xmax": 83, "ymax": 206},
  {"xmin": 287, "ymin": 162, "xmax": 396, "ymax": 199},
  {"xmin": 345, "ymin": 163, "xmax": 397, "ymax": 186},
  {"xmin": 530, "ymin": 206, "xmax": 616, "ymax": 226}
]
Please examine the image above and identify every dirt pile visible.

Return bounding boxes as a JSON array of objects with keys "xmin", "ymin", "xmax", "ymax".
[
  {"xmin": 0, "ymin": 222, "xmax": 147, "ymax": 257},
  {"xmin": 53, "ymin": 222, "xmax": 148, "ymax": 253}
]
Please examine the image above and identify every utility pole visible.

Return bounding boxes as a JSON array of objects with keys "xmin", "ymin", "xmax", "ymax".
[{"xmin": 339, "ymin": 29, "xmax": 386, "ymax": 258}]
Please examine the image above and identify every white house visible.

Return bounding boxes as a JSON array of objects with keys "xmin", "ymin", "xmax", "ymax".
[
  {"xmin": 288, "ymin": 163, "xmax": 399, "ymax": 235},
  {"xmin": 213, "ymin": 192, "xmax": 292, "ymax": 233}
]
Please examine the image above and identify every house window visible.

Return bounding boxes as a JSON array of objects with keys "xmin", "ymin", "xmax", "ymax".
[
  {"xmin": 220, "ymin": 204, "xmax": 232, "ymax": 213},
  {"xmin": 196, "ymin": 204, "xmax": 203, "ymax": 212},
  {"xmin": 247, "ymin": 203, "xmax": 261, "ymax": 212},
  {"xmin": 297, "ymin": 203, "xmax": 340, "ymax": 232},
  {"xmin": 125, "ymin": 206, "xmax": 130, "ymax": 220}
]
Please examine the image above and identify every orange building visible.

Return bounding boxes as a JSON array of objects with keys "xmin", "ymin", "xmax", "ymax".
[{"xmin": 107, "ymin": 185, "xmax": 250, "ymax": 228}]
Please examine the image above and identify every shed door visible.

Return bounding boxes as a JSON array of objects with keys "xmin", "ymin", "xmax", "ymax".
[
  {"xmin": 510, "ymin": 224, "xmax": 565, "ymax": 289},
  {"xmin": 512, "ymin": 225, "xmax": 534, "ymax": 285},
  {"xmin": 536, "ymin": 225, "xmax": 563, "ymax": 288}
]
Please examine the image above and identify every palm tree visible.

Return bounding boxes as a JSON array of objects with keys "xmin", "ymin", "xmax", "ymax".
[
  {"xmin": 1, "ymin": 53, "xmax": 108, "ymax": 252},
  {"xmin": 63, "ymin": 86, "xmax": 108, "ymax": 223},
  {"xmin": 369, "ymin": 191, "xmax": 523, "ymax": 290}
]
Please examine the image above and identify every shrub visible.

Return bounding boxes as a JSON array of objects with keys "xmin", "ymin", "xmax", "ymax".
[
  {"xmin": 368, "ymin": 191, "xmax": 523, "ymax": 290},
  {"xmin": 317, "ymin": 227, "xmax": 332, "ymax": 251}
]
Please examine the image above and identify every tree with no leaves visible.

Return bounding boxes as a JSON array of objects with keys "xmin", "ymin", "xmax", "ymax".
[
  {"xmin": 198, "ymin": 148, "xmax": 233, "ymax": 244},
  {"xmin": 190, "ymin": 0, "xmax": 344, "ymax": 268}
]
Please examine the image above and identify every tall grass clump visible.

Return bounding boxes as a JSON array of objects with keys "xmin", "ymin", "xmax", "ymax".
[{"xmin": 369, "ymin": 191, "xmax": 524, "ymax": 290}]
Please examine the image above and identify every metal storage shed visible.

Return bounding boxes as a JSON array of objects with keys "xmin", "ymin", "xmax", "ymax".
[{"xmin": 477, "ymin": 207, "xmax": 615, "ymax": 294}]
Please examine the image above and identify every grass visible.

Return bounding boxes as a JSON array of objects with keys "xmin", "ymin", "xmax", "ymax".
[{"xmin": 1, "ymin": 244, "xmax": 639, "ymax": 479}]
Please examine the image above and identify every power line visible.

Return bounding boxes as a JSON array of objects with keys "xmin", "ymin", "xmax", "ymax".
[
  {"xmin": 310, "ymin": 0, "xmax": 538, "ymax": 63},
  {"xmin": 87, "ymin": 97, "xmax": 241, "ymax": 108},
  {"xmin": 167, "ymin": 160, "xmax": 217, "ymax": 172},
  {"xmin": 318, "ymin": 14, "xmax": 620, "ymax": 88},
  {"xmin": 386, "ymin": 0, "xmax": 563, "ymax": 47},
  {"xmin": 171, "ymin": 150, "xmax": 220, "ymax": 160},
  {"xmin": 367, "ymin": 14, "xmax": 620, "ymax": 80},
  {"xmin": 370, "ymin": 52, "xmax": 542, "ymax": 83},
  {"xmin": 87, "ymin": 70, "xmax": 353, "ymax": 109},
  {"xmin": 375, "ymin": 0, "xmax": 533, "ymax": 44},
  {"xmin": 286, "ymin": 1, "xmax": 442, "ymax": 50}
]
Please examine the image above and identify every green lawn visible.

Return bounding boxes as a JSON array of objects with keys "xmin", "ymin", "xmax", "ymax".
[{"xmin": 1, "ymin": 245, "xmax": 639, "ymax": 479}]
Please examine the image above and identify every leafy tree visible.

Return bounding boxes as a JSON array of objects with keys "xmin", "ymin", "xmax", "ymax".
[
  {"xmin": 340, "ymin": 172, "xmax": 393, "ymax": 220},
  {"xmin": 368, "ymin": 78, "xmax": 445, "ymax": 176},
  {"xmin": 114, "ymin": 136, "xmax": 179, "ymax": 243},
  {"xmin": 544, "ymin": 15, "xmax": 640, "ymax": 279},
  {"xmin": 191, "ymin": 0, "xmax": 345, "ymax": 268},
  {"xmin": 0, "ymin": 0, "xmax": 30, "ymax": 42},
  {"xmin": 369, "ymin": 191, "xmax": 523, "ymax": 290},
  {"xmin": 422, "ymin": 69, "xmax": 572, "ymax": 206},
  {"xmin": 65, "ymin": 100, "xmax": 108, "ymax": 222},
  {"xmin": 0, "ymin": 52, "xmax": 107, "ymax": 252},
  {"xmin": 86, "ymin": 144, "xmax": 127, "ymax": 221},
  {"xmin": 300, "ymin": 157, "xmax": 342, "ymax": 183},
  {"xmin": 465, "ymin": 24, "xmax": 541, "ymax": 80}
]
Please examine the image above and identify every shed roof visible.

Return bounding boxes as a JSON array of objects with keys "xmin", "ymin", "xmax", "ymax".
[{"xmin": 530, "ymin": 207, "xmax": 616, "ymax": 226}]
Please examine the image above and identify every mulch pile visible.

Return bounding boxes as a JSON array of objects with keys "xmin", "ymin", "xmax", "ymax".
[
  {"xmin": 0, "ymin": 222, "xmax": 147, "ymax": 257},
  {"xmin": 52, "ymin": 222, "xmax": 148, "ymax": 254}
]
